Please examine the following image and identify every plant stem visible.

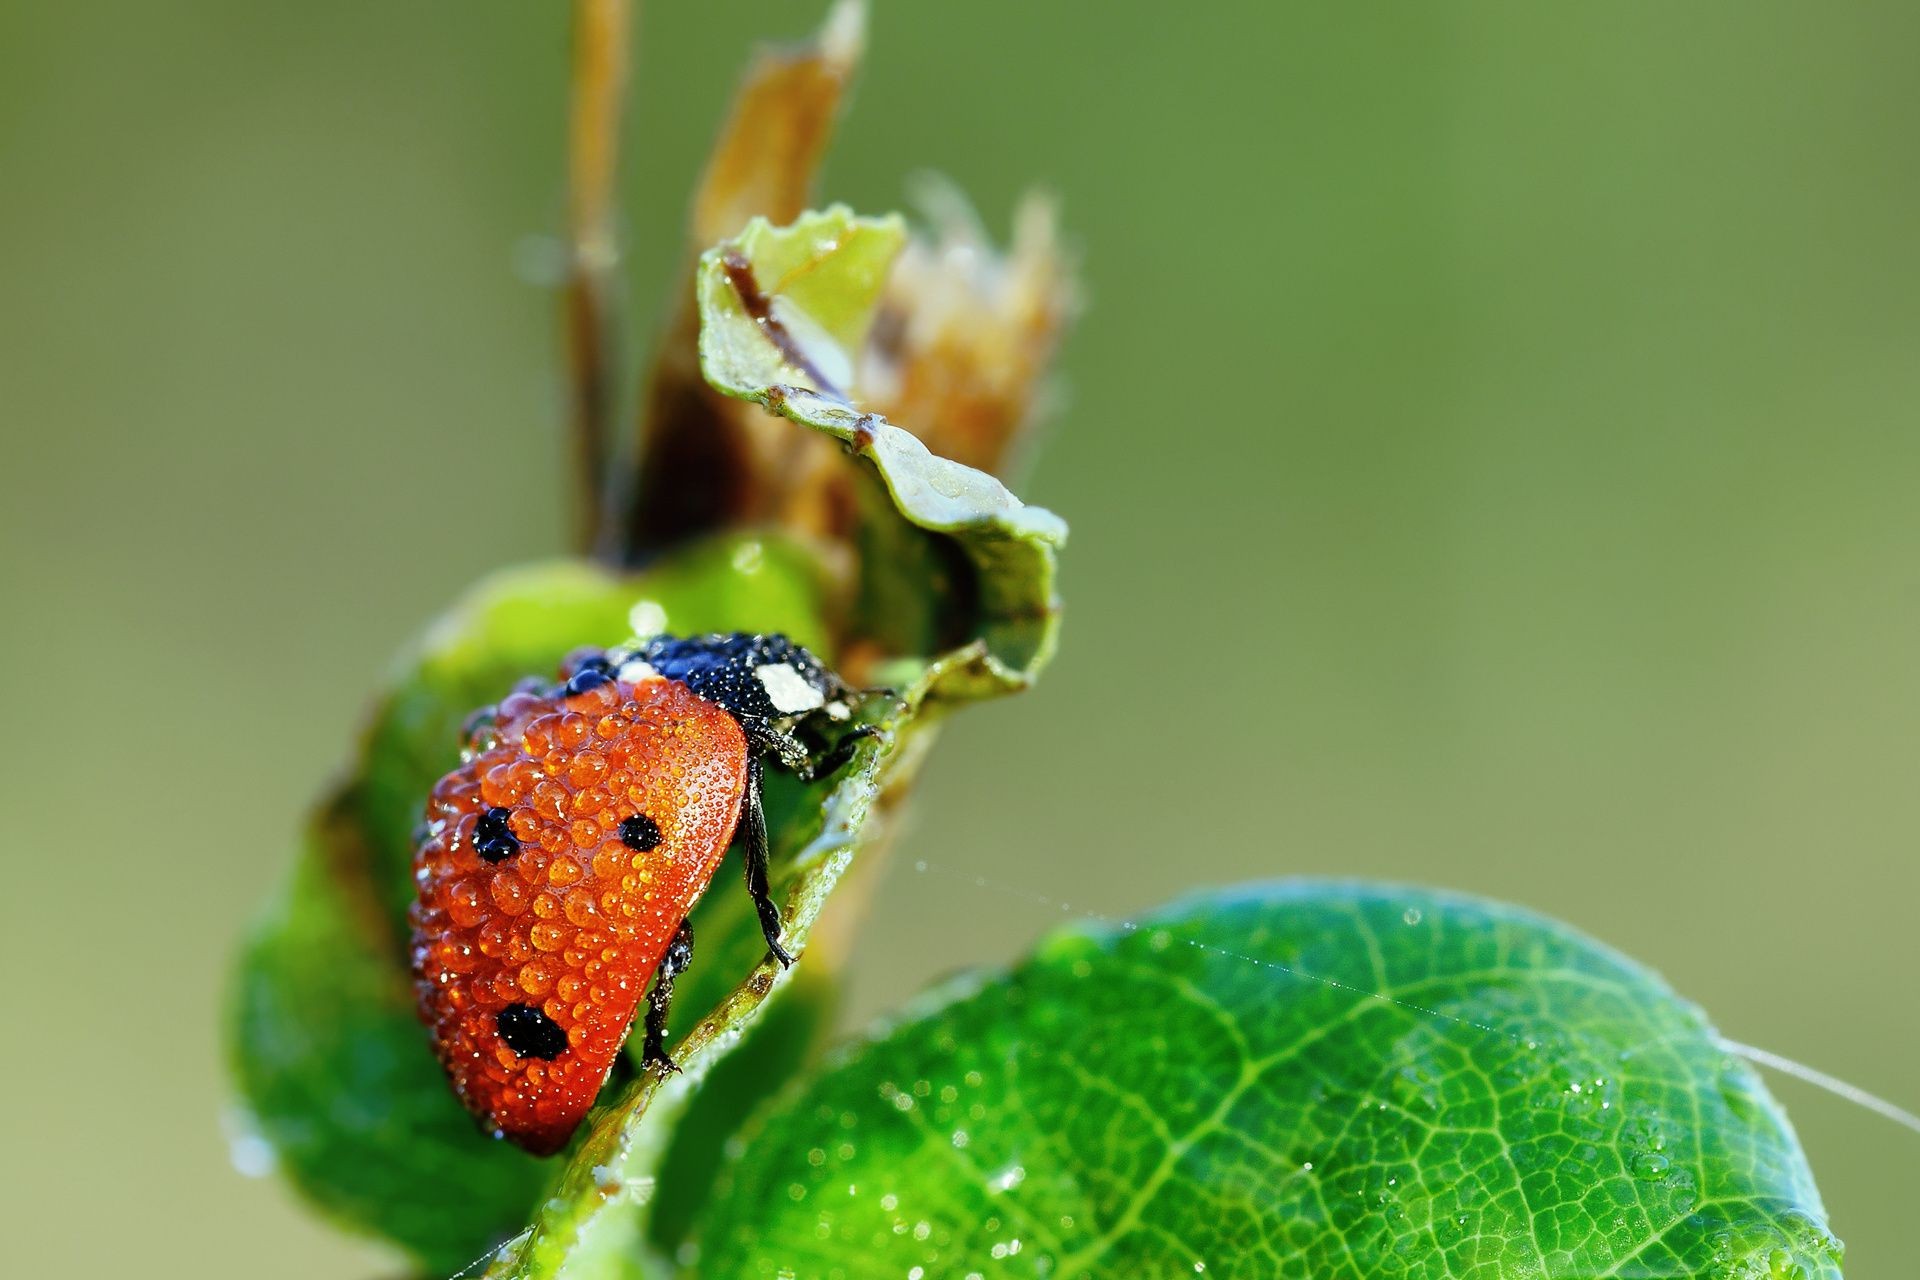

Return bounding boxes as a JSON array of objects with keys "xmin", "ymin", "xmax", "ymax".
[{"xmin": 564, "ymin": 0, "xmax": 632, "ymax": 554}]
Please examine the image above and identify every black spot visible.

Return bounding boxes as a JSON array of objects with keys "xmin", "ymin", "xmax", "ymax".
[
  {"xmin": 473, "ymin": 807, "xmax": 519, "ymax": 862},
  {"xmin": 497, "ymin": 1003, "xmax": 568, "ymax": 1059},
  {"xmin": 574, "ymin": 653, "xmax": 614, "ymax": 675},
  {"xmin": 564, "ymin": 667, "xmax": 613, "ymax": 698},
  {"xmin": 619, "ymin": 813, "xmax": 661, "ymax": 851}
]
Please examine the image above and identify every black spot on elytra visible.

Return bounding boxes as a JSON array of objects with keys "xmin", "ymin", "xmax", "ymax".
[
  {"xmin": 474, "ymin": 807, "xmax": 519, "ymax": 862},
  {"xmin": 497, "ymin": 1003, "xmax": 568, "ymax": 1059},
  {"xmin": 619, "ymin": 813, "xmax": 661, "ymax": 852}
]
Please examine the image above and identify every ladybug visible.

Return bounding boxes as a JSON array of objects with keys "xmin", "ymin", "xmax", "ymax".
[{"xmin": 408, "ymin": 632, "xmax": 875, "ymax": 1154}]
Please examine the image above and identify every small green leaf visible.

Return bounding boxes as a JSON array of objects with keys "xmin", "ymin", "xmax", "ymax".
[
  {"xmin": 693, "ymin": 882, "xmax": 1843, "ymax": 1280},
  {"xmin": 700, "ymin": 206, "xmax": 905, "ymax": 392},
  {"xmin": 229, "ymin": 792, "xmax": 550, "ymax": 1270},
  {"xmin": 697, "ymin": 206, "xmax": 1067, "ymax": 694}
]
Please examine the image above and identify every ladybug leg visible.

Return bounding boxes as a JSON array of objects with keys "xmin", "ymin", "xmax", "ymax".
[
  {"xmin": 794, "ymin": 723, "xmax": 880, "ymax": 782},
  {"xmin": 641, "ymin": 918, "xmax": 696, "ymax": 1074},
  {"xmin": 740, "ymin": 754, "xmax": 795, "ymax": 968},
  {"xmin": 755, "ymin": 727, "xmax": 811, "ymax": 773}
]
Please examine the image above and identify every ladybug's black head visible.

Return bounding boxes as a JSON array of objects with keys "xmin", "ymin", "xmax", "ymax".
[{"xmin": 622, "ymin": 632, "xmax": 851, "ymax": 730}]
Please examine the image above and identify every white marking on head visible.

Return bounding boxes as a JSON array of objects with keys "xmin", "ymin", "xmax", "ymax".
[
  {"xmin": 756, "ymin": 663, "xmax": 826, "ymax": 715},
  {"xmin": 823, "ymin": 699, "xmax": 851, "ymax": 721},
  {"xmin": 617, "ymin": 660, "xmax": 662, "ymax": 685}
]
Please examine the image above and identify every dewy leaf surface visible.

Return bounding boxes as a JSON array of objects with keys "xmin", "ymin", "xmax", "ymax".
[
  {"xmin": 697, "ymin": 206, "xmax": 1067, "ymax": 691},
  {"xmin": 695, "ymin": 882, "xmax": 1843, "ymax": 1280}
]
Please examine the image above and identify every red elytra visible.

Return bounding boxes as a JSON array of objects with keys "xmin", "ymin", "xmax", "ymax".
[{"xmin": 408, "ymin": 671, "xmax": 749, "ymax": 1154}]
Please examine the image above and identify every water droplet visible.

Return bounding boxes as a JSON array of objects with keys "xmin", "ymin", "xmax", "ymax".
[
  {"xmin": 1402, "ymin": 907, "xmax": 1423, "ymax": 926},
  {"xmin": 1631, "ymin": 1151, "xmax": 1671, "ymax": 1180}
]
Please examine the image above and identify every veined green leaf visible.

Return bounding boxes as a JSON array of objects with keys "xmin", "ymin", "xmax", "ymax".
[{"xmin": 694, "ymin": 882, "xmax": 1843, "ymax": 1280}]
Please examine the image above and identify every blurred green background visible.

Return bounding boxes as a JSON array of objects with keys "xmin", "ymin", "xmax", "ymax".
[{"xmin": 3, "ymin": 2, "xmax": 1916, "ymax": 1276}]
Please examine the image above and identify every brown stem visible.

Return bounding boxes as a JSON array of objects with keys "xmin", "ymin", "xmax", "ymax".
[{"xmin": 564, "ymin": 0, "xmax": 632, "ymax": 555}]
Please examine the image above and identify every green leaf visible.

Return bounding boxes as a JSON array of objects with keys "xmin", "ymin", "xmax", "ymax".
[
  {"xmin": 229, "ymin": 792, "xmax": 550, "ymax": 1270},
  {"xmin": 697, "ymin": 205, "xmax": 1067, "ymax": 694},
  {"xmin": 693, "ymin": 882, "xmax": 1843, "ymax": 1280},
  {"xmin": 228, "ymin": 540, "xmax": 840, "ymax": 1272}
]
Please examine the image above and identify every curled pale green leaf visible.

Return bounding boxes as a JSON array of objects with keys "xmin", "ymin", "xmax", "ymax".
[
  {"xmin": 693, "ymin": 882, "xmax": 1843, "ymax": 1280},
  {"xmin": 697, "ymin": 206, "xmax": 1067, "ymax": 692}
]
